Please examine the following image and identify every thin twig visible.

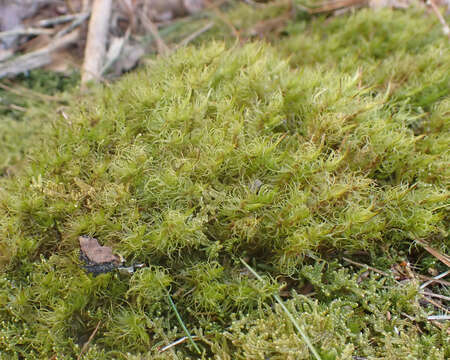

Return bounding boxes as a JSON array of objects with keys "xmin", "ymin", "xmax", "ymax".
[
  {"xmin": 240, "ymin": 259, "xmax": 322, "ymax": 360},
  {"xmin": 167, "ymin": 294, "xmax": 201, "ymax": 354},
  {"xmin": 140, "ymin": 13, "xmax": 170, "ymax": 56},
  {"xmin": 77, "ymin": 321, "xmax": 101, "ymax": 360},
  {"xmin": 430, "ymin": 320, "xmax": 450, "ymax": 335},
  {"xmin": 421, "ymin": 296, "xmax": 449, "ymax": 313},
  {"xmin": 427, "ymin": 0, "xmax": 450, "ymax": 39},
  {"xmin": 55, "ymin": 11, "xmax": 91, "ymax": 38},
  {"xmin": 343, "ymin": 257, "xmax": 392, "ymax": 277},
  {"xmin": 0, "ymin": 82, "xmax": 61, "ymax": 102},
  {"xmin": 37, "ymin": 13, "xmax": 89, "ymax": 27},
  {"xmin": 205, "ymin": 0, "xmax": 240, "ymax": 40},
  {"xmin": 421, "ymin": 291, "xmax": 450, "ymax": 302},
  {"xmin": 0, "ymin": 30, "xmax": 80, "ymax": 79},
  {"xmin": 175, "ymin": 22, "xmax": 215, "ymax": 50},
  {"xmin": 0, "ymin": 103, "xmax": 26, "ymax": 112}
]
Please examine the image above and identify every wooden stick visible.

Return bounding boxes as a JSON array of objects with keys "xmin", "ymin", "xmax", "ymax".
[{"xmin": 81, "ymin": 0, "xmax": 112, "ymax": 84}]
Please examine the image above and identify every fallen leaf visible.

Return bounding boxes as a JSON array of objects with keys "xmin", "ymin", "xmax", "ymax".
[{"xmin": 79, "ymin": 236, "xmax": 121, "ymax": 265}]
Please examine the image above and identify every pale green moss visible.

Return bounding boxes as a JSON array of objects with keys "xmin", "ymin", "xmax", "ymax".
[{"xmin": 0, "ymin": 7, "xmax": 449, "ymax": 359}]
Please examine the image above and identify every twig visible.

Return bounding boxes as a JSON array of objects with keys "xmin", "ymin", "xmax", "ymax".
[
  {"xmin": 101, "ymin": 27, "xmax": 130, "ymax": 75},
  {"xmin": 421, "ymin": 296, "xmax": 449, "ymax": 313},
  {"xmin": 0, "ymin": 103, "xmax": 26, "ymax": 112},
  {"xmin": 82, "ymin": 0, "xmax": 112, "ymax": 84},
  {"xmin": 205, "ymin": 0, "xmax": 240, "ymax": 40},
  {"xmin": 37, "ymin": 13, "xmax": 89, "ymax": 27},
  {"xmin": 421, "ymin": 291, "xmax": 450, "ymax": 302},
  {"xmin": 0, "ymin": 30, "xmax": 80, "ymax": 79},
  {"xmin": 175, "ymin": 22, "xmax": 215, "ymax": 50},
  {"xmin": 140, "ymin": 13, "xmax": 170, "ymax": 56},
  {"xmin": 77, "ymin": 321, "xmax": 101, "ymax": 360},
  {"xmin": 167, "ymin": 294, "xmax": 201, "ymax": 354},
  {"xmin": 343, "ymin": 257, "xmax": 392, "ymax": 277},
  {"xmin": 427, "ymin": 0, "xmax": 450, "ymax": 39},
  {"xmin": 430, "ymin": 320, "xmax": 450, "ymax": 335},
  {"xmin": 55, "ymin": 12, "xmax": 90, "ymax": 38},
  {"xmin": 240, "ymin": 259, "xmax": 322, "ymax": 360},
  {"xmin": 0, "ymin": 28, "xmax": 54, "ymax": 39},
  {"xmin": 420, "ymin": 270, "xmax": 450, "ymax": 289},
  {"xmin": 159, "ymin": 335, "xmax": 201, "ymax": 353}
]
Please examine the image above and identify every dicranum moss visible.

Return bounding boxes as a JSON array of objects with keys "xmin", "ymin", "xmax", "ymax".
[{"xmin": 0, "ymin": 6, "xmax": 448, "ymax": 359}]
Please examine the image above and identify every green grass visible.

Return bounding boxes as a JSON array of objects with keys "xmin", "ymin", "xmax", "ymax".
[{"xmin": 0, "ymin": 6, "xmax": 449, "ymax": 359}]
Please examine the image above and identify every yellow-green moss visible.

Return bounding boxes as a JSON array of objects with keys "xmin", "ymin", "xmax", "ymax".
[{"xmin": 0, "ymin": 6, "xmax": 449, "ymax": 359}]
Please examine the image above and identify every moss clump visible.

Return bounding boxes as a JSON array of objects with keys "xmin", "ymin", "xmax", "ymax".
[{"xmin": 0, "ymin": 8, "xmax": 449, "ymax": 359}]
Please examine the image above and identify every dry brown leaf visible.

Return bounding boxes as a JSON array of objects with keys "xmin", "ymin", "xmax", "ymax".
[{"xmin": 79, "ymin": 236, "xmax": 121, "ymax": 264}]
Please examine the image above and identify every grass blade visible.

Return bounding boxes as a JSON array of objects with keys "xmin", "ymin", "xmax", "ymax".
[
  {"xmin": 167, "ymin": 293, "xmax": 202, "ymax": 354},
  {"xmin": 240, "ymin": 258, "xmax": 322, "ymax": 360}
]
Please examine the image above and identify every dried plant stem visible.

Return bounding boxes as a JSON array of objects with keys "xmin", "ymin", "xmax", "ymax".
[
  {"xmin": 420, "ymin": 270, "xmax": 450, "ymax": 289},
  {"xmin": 82, "ymin": 0, "xmax": 112, "ymax": 84},
  {"xmin": 343, "ymin": 257, "xmax": 391, "ymax": 277},
  {"xmin": 77, "ymin": 321, "xmax": 101, "ymax": 360}
]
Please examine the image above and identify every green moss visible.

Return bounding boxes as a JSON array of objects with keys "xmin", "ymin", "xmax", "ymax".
[{"xmin": 0, "ymin": 7, "xmax": 449, "ymax": 359}]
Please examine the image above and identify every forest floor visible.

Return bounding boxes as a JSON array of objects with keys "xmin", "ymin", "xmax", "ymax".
[{"xmin": 0, "ymin": 1, "xmax": 449, "ymax": 359}]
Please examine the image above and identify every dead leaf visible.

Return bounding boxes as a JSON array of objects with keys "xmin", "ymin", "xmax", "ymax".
[{"xmin": 79, "ymin": 236, "xmax": 121, "ymax": 264}]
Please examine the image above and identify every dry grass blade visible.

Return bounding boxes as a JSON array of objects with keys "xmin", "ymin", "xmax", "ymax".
[
  {"xmin": 240, "ymin": 259, "xmax": 322, "ymax": 360},
  {"xmin": 415, "ymin": 239, "xmax": 450, "ymax": 268},
  {"xmin": 77, "ymin": 321, "xmax": 101, "ymax": 360},
  {"xmin": 421, "ymin": 291, "xmax": 450, "ymax": 302},
  {"xmin": 159, "ymin": 335, "xmax": 201, "ymax": 353},
  {"xmin": 421, "ymin": 296, "xmax": 449, "ymax": 313},
  {"xmin": 343, "ymin": 257, "xmax": 392, "ymax": 277},
  {"xmin": 0, "ymin": 81, "xmax": 62, "ymax": 102},
  {"xmin": 0, "ymin": 28, "xmax": 54, "ymax": 39},
  {"xmin": 420, "ymin": 270, "xmax": 450, "ymax": 289}
]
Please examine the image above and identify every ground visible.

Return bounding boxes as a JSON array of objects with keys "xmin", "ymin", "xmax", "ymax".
[{"xmin": 0, "ymin": 4, "xmax": 449, "ymax": 359}]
